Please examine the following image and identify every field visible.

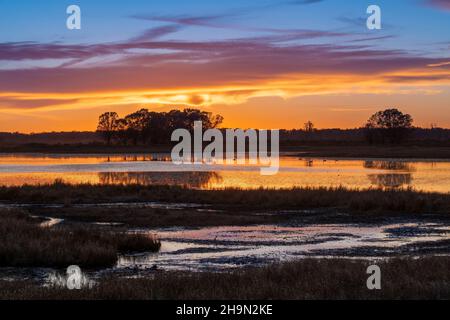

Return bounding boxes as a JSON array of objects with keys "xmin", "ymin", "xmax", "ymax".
[
  {"xmin": 0, "ymin": 183, "xmax": 448, "ymax": 300},
  {"xmin": 1, "ymin": 183, "xmax": 449, "ymax": 214},
  {"xmin": 0, "ymin": 209, "xmax": 160, "ymax": 268},
  {"xmin": 1, "ymin": 257, "xmax": 449, "ymax": 300}
]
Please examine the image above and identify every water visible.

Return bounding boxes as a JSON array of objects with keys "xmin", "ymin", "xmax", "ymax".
[
  {"xmin": 0, "ymin": 153, "xmax": 449, "ymax": 192},
  {"xmin": 117, "ymin": 222, "xmax": 450, "ymax": 272}
]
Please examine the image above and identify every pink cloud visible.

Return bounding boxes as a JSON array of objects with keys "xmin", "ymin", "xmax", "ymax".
[{"xmin": 426, "ymin": 0, "xmax": 450, "ymax": 11}]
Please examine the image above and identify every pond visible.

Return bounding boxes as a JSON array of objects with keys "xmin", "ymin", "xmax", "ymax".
[{"xmin": 0, "ymin": 153, "xmax": 449, "ymax": 192}]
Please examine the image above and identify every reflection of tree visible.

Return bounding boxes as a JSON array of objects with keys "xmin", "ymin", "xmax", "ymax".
[
  {"xmin": 304, "ymin": 159, "xmax": 314, "ymax": 167},
  {"xmin": 363, "ymin": 161, "xmax": 416, "ymax": 172},
  {"xmin": 368, "ymin": 174, "xmax": 413, "ymax": 189},
  {"xmin": 365, "ymin": 161, "xmax": 414, "ymax": 189},
  {"xmin": 98, "ymin": 171, "xmax": 222, "ymax": 188}
]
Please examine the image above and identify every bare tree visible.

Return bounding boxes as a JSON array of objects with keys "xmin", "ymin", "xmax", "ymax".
[
  {"xmin": 304, "ymin": 121, "xmax": 315, "ymax": 133},
  {"xmin": 97, "ymin": 112, "xmax": 119, "ymax": 145}
]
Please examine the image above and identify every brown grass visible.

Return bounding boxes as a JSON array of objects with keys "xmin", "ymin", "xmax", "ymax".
[
  {"xmin": 0, "ymin": 209, "xmax": 160, "ymax": 268},
  {"xmin": 1, "ymin": 257, "xmax": 448, "ymax": 300},
  {"xmin": 0, "ymin": 183, "xmax": 448, "ymax": 214},
  {"xmin": 28, "ymin": 206, "xmax": 291, "ymax": 228}
]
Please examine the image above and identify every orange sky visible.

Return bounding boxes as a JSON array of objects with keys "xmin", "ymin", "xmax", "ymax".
[{"xmin": 1, "ymin": 67, "xmax": 450, "ymax": 132}]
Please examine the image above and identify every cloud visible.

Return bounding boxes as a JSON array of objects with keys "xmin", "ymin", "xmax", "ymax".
[
  {"xmin": 128, "ymin": 25, "xmax": 183, "ymax": 42},
  {"xmin": 1, "ymin": 33, "xmax": 450, "ymax": 115},
  {"xmin": 1, "ymin": 37, "xmax": 447, "ymax": 95},
  {"xmin": 131, "ymin": 0, "xmax": 327, "ymax": 33},
  {"xmin": 0, "ymin": 98, "xmax": 78, "ymax": 109},
  {"xmin": 1, "ymin": 0, "xmax": 450, "ymax": 113},
  {"xmin": 288, "ymin": 0, "xmax": 324, "ymax": 3},
  {"xmin": 425, "ymin": 0, "xmax": 450, "ymax": 11}
]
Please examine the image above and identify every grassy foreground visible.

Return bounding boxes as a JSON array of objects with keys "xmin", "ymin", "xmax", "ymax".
[
  {"xmin": 1, "ymin": 257, "xmax": 449, "ymax": 300},
  {"xmin": 1, "ymin": 182, "xmax": 449, "ymax": 214},
  {"xmin": 0, "ymin": 210, "xmax": 160, "ymax": 268}
]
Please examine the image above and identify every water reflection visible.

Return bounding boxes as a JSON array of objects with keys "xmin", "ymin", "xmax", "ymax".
[
  {"xmin": 363, "ymin": 160, "xmax": 416, "ymax": 172},
  {"xmin": 98, "ymin": 171, "xmax": 222, "ymax": 188},
  {"xmin": 304, "ymin": 159, "xmax": 314, "ymax": 167},
  {"xmin": 0, "ymin": 154, "xmax": 449, "ymax": 193},
  {"xmin": 364, "ymin": 161, "xmax": 415, "ymax": 189},
  {"xmin": 118, "ymin": 222, "xmax": 450, "ymax": 272},
  {"xmin": 368, "ymin": 174, "xmax": 413, "ymax": 189}
]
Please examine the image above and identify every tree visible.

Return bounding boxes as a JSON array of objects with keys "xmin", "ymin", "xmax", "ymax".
[
  {"xmin": 114, "ymin": 118, "xmax": 129, "ymax": 145},
  {"xmin": 124, "ymin": 109, "xmax": 151, "ymax": 145},
  {"xmin": 365, "ymin": 108, "xmax": 413, "ymax": 144},
  {"xmin": 97, "ymin": 112, "xmax": 119, "ymax": 145},
  {"xmin": 97, "ymin": 108, "xmax": 224, "ymax": 146},
  {"xmin": 304, "ymin": 121, "xmax": 315, "ymax": 133}
]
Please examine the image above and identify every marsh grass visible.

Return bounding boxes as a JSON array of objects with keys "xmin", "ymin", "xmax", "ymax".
[
  {"xmin": 0, "ymin": 183, "xmax": 448, "ymax": 214},
  {"xmin": 0, "ymin": 257, "xmax": 448, "ymax": 300},
  {"xmin": 0, "ymin": 210, "xmax": 160, "ymax": 268},
  {"xmin": 29, "ymin": 206, "xmax": 290, "ymax": 228}
]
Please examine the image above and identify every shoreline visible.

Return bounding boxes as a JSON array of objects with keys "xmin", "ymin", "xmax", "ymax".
[{"xmin": 1, "ymin": 144, "xmax": 450, "ymax": 159}]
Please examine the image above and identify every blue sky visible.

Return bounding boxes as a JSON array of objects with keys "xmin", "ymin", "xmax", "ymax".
[{"xmin": 1, "ymin": 0, "xmax": 449, "ymax": 50}]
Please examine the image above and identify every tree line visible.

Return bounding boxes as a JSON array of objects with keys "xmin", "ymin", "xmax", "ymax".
[
  {"xmin": 97, "ymin": 108, "xmax": 223, "ymax": 145},
  {"xmin": 97, "ymin": 107, "xmax": 416, "ymax": 145},
  {"xmin": 302, "ymin": 108, "xmax": 415, "ymax": 144}
]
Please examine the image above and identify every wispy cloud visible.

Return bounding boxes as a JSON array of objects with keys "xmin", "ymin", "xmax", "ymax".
[
  {"xmin": 1, "ymin": 30, "xmax": 449, "ymax": 114},
  {"xmin": 425, "ymin": 0, "xmax": 450, "ymax": 11}
]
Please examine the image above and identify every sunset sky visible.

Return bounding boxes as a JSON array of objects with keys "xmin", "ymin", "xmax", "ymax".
[{"xmin": 1, "ymin": 0, "xmax": 450, "ymax": 132}]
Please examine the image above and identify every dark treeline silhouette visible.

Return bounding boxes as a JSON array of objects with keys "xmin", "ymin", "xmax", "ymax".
[
  {"xmin": 97, "ymin": 108, "xmax": 224, "ymax": 145},
  {"xmin": 1, "ymin": 108, "xmax": 450, "ymax": 147},
  {"xmin": 284, "ymin": 108, "xmax": 449, "ymax": 145},
  {"xmin": 281, "ymin": 127, "xmax": 450, "ymax": 145}
]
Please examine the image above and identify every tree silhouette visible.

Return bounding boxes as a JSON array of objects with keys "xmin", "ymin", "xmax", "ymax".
[
  {"xmin": 97, "ymin": 112, "xmax": 119, "ymax": 145},
  {"xmin": 304, "ymin": 121, "xmax": 315, "ymax": 133},
  {"xmin": 124, "ymin": 109, "xmax": 151, "ymax": 145},
  {"xmin": 365, "ymin": 108, "xmax": 413, "ymax": 144},
  {"xmin": 97, "ymin": 108, "xmax": 224, "ymax": 146}
]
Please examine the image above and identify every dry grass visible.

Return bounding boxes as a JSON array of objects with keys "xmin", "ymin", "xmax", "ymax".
[
  {"xmin": 0, "ymin": 210, "xmax": 160, "ymax": 268},
  {"xmin": 29, "ymin": 206, "xmax": 291, "ymax": 228},
  {"xmin": 0, "ymin": 183, "xmax": 448, "ymax": 214},
  {"xmin": 1, "ymin": 257, "xmax": 449, "ymax": 300}
]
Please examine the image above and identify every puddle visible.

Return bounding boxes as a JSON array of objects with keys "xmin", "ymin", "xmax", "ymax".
[{"xmin": 118, "ymin": 222, "xmax": 450, "ymax": 272}]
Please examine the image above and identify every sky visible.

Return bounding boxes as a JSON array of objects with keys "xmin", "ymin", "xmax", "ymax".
[{"xmin": 0, "ymin": 0, "xmax": 450, "ymax": 132}]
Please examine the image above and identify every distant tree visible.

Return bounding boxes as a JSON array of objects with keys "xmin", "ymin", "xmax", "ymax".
[
  {"xmin": 147, "ymin": 111, "xmax": 172, "ymax": 144},
  {"xmin": 304, "ymin": 121, "xmax": 315, "ymax": 133},
  {"xmin": 210, "ymin": 114, "xmax": 224, "ymax": 129},
  {"xmin": 114, "ymin": 118, "xmax": 129, "ymax": 145},
  {"xmin": 364, "ymin": 108, "xmax": 413, "ymax": 144},
  {"xmin": 97, "ymin": 112, "xmax": 119, "ymax": 145},
  {"xmin": 124, "ymin": 109, "xmax": 151, "ymax": 145},
  {"xmin": 104, "ymin": 108, "xmax": 224, "ymax": 146}
]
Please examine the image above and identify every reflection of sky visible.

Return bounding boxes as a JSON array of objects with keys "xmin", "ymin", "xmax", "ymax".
[
  {"xmin": 117, "ymin": 222, "xmax": 450, "ymax": 272},
  {"xmin": 0, "ymin": 155, "xmax": 448, "ymax": 192}
]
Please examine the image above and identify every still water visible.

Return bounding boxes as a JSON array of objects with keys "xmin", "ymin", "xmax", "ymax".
[
  {"xmin": 0, "ymin": 153, "xmax": 449, "ymax": 193},
  {"xmin": 118, "ymin": 222, "xmax": 450, "ymax": 271}
]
